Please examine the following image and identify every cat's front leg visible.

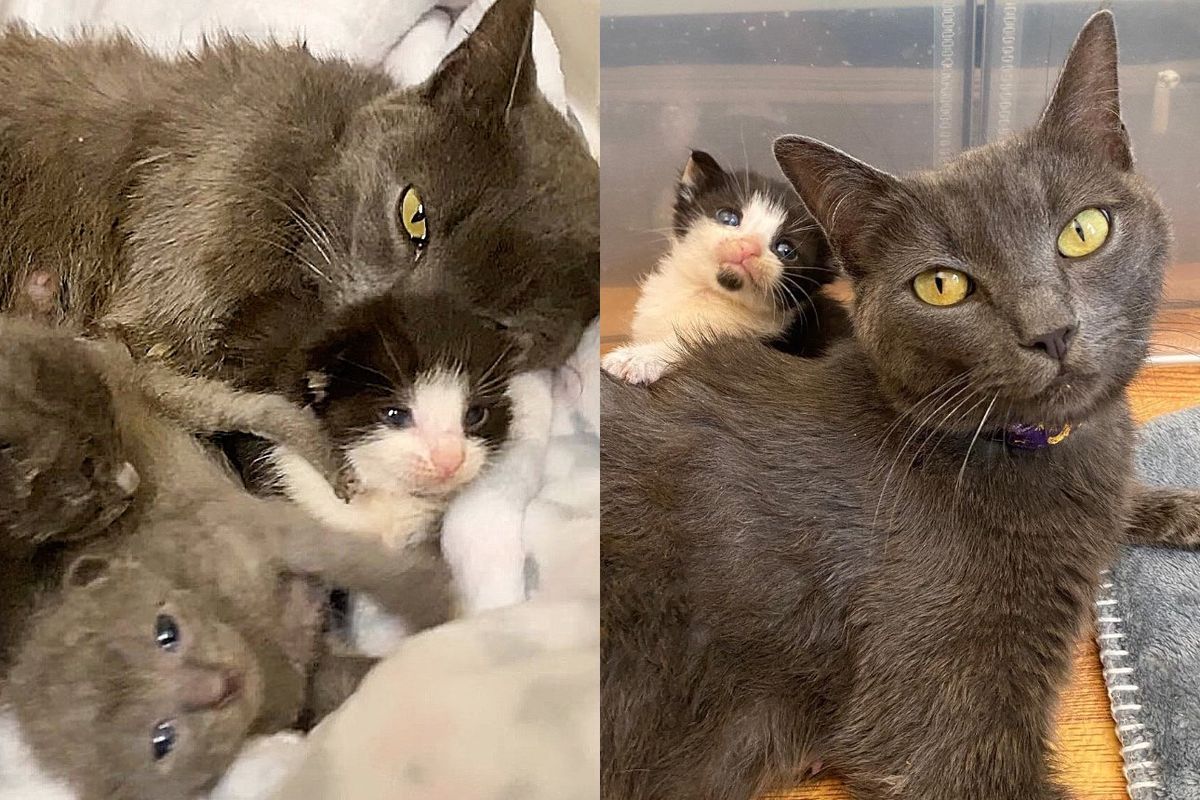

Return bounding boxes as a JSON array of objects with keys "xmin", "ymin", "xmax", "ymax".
[
  {"xmin": 842, "ymin": 756, "xmax": 1073, "ymax": 800},
  {"xmin": 1125, "ymin": 485, "xmax": 1200, "ymax": 547},
  {"xmin": 601, "ymin": 339, "xmax": 681, "ymax": 385},
  {"xmin": 270, "ymin": 445, "xmax": 440, "ymax": 547}
]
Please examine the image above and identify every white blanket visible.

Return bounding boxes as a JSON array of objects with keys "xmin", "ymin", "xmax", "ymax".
[
  {"xmin": 0, "ymin": 0, "xmax": 596, "ymax": 154},
  {"xmin": 0, "ymin": 1, "xmax": 599, "ymax": 797}
]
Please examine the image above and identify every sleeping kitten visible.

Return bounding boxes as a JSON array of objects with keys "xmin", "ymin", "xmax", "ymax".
[
  {"xmin": 602, "ymin": 13, "xmax": 1187, "ymax": 800},
  {"xmin": 602, "ymin": 150, "xmax": 842, "ymax": 385},
  {"xmin": 0, "ymin": 0, "xmax": 596, "ymax": 387}
]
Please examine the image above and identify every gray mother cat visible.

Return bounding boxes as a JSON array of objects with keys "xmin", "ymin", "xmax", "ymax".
[
  {"xmin": 603, "ymin": 13, "xmax": 1200, "ymax": 800},
  {"xmin": 0, "ymin": 0, "xmax": 596, "ymax": 376}
]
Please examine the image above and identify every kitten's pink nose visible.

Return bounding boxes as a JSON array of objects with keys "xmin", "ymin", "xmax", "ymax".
[
  {"xmin": 430, "ymin": 437, "xmax": 465, "ymax": 479},
  {"xmin": 718, "ymin": 238, "xmax": 762, "ymax": 265},
  {"xmin": 181, "ymin": 667, "xmax": 242, "ymax": 711}
]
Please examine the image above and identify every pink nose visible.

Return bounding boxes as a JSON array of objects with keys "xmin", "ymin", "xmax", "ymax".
[
  {"xmin": 717, "ymin": 238, "xmax": 761, "ymax": 265},
  {"xmin": 429, "ymin": 437, "xmax": 465, "ymax": 479}
]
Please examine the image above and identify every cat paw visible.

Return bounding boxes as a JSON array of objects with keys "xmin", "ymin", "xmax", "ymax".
[{"xmin": 602, "ymin": 346, "xmax": 669, "ymax": 385}]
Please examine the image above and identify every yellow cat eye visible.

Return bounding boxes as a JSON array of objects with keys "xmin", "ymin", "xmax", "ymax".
[
  {"xmin": 1057, "ymin": 208, "xmax": 1110, "ymax": 258},
  {"xmin": 912, "ymin": 268, "xmax": 972, "ymax": 307},
  {"xmin": 398, "ymin": 185, "xmax": 429, "ymax": 250}
]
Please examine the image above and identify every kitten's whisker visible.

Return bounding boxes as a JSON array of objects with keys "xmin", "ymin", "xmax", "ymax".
[
  {"xmin": 778, "ymin": 275, "xmax": 815, "ymax": 312},
  {"xmin": 333, "ymin": 353, "xmax": 394, "ymax": 385},
  {"xmin": 375, "ymin": 326, "xmax": 406, "ymax": 383}
]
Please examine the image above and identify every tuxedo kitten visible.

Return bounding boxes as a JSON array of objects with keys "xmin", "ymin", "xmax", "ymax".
[
  {"xmin": 260, "ymin": 290, "xmax": 516, "ymax": 549},
  {"xmin": 603, "ymin": 14, "xmax": 1186, "ymax": 800},
  {"xmin": 602, "ymin": 150, "xmax": 842, "ymax": 385}
]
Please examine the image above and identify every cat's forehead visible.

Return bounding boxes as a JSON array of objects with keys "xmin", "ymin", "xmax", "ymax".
[{"xmin": 919, "ymin": 141, "xmax": 1124, "ymax": 218}]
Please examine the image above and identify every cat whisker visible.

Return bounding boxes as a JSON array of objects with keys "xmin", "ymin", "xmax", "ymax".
[
  {"xmin": 956, "ymin": 393, "xmax": 999, "ymax": 495},
  {"xmin": 868, "ymin": 376, "xmax": 966, "ymax": 470},
  {"xmin": 872, "ymin": 380, "xmax": 973, "ymax": 531},
  {"xmin": 884, "ymin": 390, "xmax": 985, "ymax": 528},
  {"xmin": 375, "ymin": 326, "xmax": 406, "ymax": 383},
  {"xmin": 333, "ymin": 353, "xmax": 394, "ymax": 387}
]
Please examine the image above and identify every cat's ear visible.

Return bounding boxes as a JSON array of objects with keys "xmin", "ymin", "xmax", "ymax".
[
  {"xmin": 1037, "ymin": 11, "xmax": 1131, "ymax": 170},
  {"xmin": 679, "ymin": 151, "xmax": 725, "ymax": 195},
  {"xmin": 64, "ymin": 555, "xmax": 111, "ymax": 589},
  {"xmin": 773, "ymin": 135, "xmax": 898, "ymax": 274},
  {"xmin": 423, "ymin": 0, "xmax": 537, "ymax": 117}
]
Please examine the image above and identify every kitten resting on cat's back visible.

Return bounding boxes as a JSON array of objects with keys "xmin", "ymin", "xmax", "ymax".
[
  {"xmin": 603, "ymin": 13, "xmax": 1200, "ymax": 800},
  {"xmin": 602, "ymin": 150, "xmax": 846, "ymax": 385}
]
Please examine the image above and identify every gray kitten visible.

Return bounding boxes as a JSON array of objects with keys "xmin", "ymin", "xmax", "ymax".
[
  {"xmin": 603, "ymin": 13, "xmax": 1200, "ymax": 800},
  {"xmin": 2, "ymin": 323, "xmax": 452, "ymax": 800},
  {"xmin": 0, "ymin": 0, "xmax": 596, "ymax": 381}
]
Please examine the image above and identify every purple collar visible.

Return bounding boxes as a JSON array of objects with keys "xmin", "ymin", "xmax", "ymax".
[{"xmin": 1002, "ymin": 422, "xmax": 1074, "ymax": 451}]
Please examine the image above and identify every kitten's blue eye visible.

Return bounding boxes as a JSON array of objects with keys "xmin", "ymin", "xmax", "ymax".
[
  {"xmin": 464, "ymin": 405, "xmax": 488, "ymax": 430},
  {"xmin": 152, "ymin": 720, "xmax": 176, "ymax": 761},
  {"xmin": 715, "ymin": 208, "xmax": 740, "ymax": 227},
  {"xmin": 154, "ymin": 614, "xmax": 179, "ymax": 651},
  {"xmin": 382, "ymin": 407, "xmax": 413, "ymax": 427},
  {"xmin": 773, "ymin": 240, "xmax": 797, "ymax": 261}
]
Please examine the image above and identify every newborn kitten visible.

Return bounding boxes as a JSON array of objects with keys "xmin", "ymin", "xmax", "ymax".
[
  {"xmin": 0, "ymin": 321, "xmax": 138, "ymax": 552},
  {"xmin": 234, "ymin": 289, "xmax": 516, "ymax": 550},
  {"xmin": 0, "ymin": 0, "xmax": 596, "ymax": 383},
  {"xmin": 602, "ymin": 150, "xmax": 842, "ymax": 385},
  {"xmin": 603, "ymin": 14, "xmax": 1182, "ymax": 800},
  {"xmin": 2, "ymin": 325, "xmax": 453, "ymax": 800}
]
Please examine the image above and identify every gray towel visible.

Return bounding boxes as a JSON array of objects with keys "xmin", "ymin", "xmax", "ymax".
[{"xmin": 1104, "ymin": 406, "xmax": 1200, "ymax": 799}]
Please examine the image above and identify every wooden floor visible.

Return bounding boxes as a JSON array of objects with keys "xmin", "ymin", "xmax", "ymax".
[{"xmin": 600, "ymin": 285, "xmax": 1200, "ymax": 799}]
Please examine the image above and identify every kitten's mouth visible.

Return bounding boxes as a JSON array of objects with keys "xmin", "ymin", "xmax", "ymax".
[
  {"xmin": 716, "ymin": 267, "xmax": 745, "ymax": 292},
  {"xmin": 717, "ymin": 260, "xmax": 765, "ymax": 293}
]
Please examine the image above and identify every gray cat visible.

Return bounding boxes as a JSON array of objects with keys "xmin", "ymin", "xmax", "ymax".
[
  {"xmin": 602, "ymin": 13, "xmax": 1199, "ymax": 800},
  {"xmin": 0, "ymin": 0, "xmax": 596, "ymax": 379}
]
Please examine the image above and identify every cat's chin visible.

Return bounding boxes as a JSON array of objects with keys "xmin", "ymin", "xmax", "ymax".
[{"xmin": 1003, "ymin": 372, "xmax": 1113, "ymax": 427}]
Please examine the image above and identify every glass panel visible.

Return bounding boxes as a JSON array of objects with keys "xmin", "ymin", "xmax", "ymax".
[{"xmin": 600, "ymin": 0, "xmax": 975, "ymax": 346}]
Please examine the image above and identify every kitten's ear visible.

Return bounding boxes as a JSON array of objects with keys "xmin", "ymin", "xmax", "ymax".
[
  {"xmin": 303, "ymin": 370, "xmax": 329, "ymax": 407},
  {"xmin": 1037, "ymin": 11, "xmax": 1131, "ymax": 170},
  {"xmin": 423, "ymin": 0, "xmax": 537, "ymax": 116},
  {"xmin": 64, "ymin": 555, "xmax": 111, "ymax": 589},
  {"xmin": 679, "ymin": 150, "xmax": 725, "ymax": 194},
  {"xmin": 773, "ymin": 135, "xmax": 898, "ymax": 273}
]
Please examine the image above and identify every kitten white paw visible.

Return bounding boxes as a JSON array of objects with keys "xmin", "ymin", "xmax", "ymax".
[{"xmin": 602, "ymin": 345, "xmax": 670, "ymax": 385}]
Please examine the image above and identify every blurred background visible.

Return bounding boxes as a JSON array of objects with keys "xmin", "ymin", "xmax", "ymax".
[{"xmin": 600, "ymin": 0, "xmax": 1200, "ymax": 358}]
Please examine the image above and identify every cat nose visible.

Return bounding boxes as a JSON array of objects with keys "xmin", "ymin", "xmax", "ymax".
[
  {"xmin": 1022, "ymin": 324, "xmax": 1077, "ymax": 361},
  {"xmin": 181, "ymin": 667, "xmax": 242, "ymax": 711},
  {"xmin": 719, "ymin": 238, "xmax": 761, "ymax": 264},
  {"xmin": 430, "ymin": 437, "xmax": 465, "ymax": 478}
]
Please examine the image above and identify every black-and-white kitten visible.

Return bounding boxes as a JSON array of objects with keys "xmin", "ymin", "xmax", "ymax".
[
  {"xmin": 257, "ymin": 289, "xmax": 516, "ymax": 549},
  {"xmin": 602, "ymin": 150, "xmax": 843, "ymax": 385}
]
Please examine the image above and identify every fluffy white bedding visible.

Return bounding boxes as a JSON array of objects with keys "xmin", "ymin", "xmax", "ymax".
[{"xmin": 0, "ymin": 2, "xmax": 599, "ymax": 797}]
